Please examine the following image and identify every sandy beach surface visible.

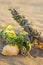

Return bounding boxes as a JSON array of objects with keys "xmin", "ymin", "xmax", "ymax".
[{"xmin": 0, "ymin": 0, "xmax": 43, "ymax": 65}]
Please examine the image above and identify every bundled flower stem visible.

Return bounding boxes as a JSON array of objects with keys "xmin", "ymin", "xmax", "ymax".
[{"xmin": 9, "ymin": 9, "xmax": 43, "ymax": 44}]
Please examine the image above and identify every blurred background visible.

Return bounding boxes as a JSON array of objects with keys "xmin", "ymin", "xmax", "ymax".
[{"xmin": 0, "ymin": 0, "xmax": 43, "ymax": 31}]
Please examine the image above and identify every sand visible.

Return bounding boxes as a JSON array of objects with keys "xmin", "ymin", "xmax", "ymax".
[{"xmin": 0, "ymin": 0, "xmax": 43, "ymax": 65}]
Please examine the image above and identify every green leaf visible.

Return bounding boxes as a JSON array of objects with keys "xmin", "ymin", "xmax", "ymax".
[{"xmin": 26, "ymin": 41, "xmax": 31, "ymax": 50}]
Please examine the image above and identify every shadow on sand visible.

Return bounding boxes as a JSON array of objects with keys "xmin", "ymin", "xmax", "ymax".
[{"xmin": 30, "ymin": 46, "xmax": 43, "ymax": 58}]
